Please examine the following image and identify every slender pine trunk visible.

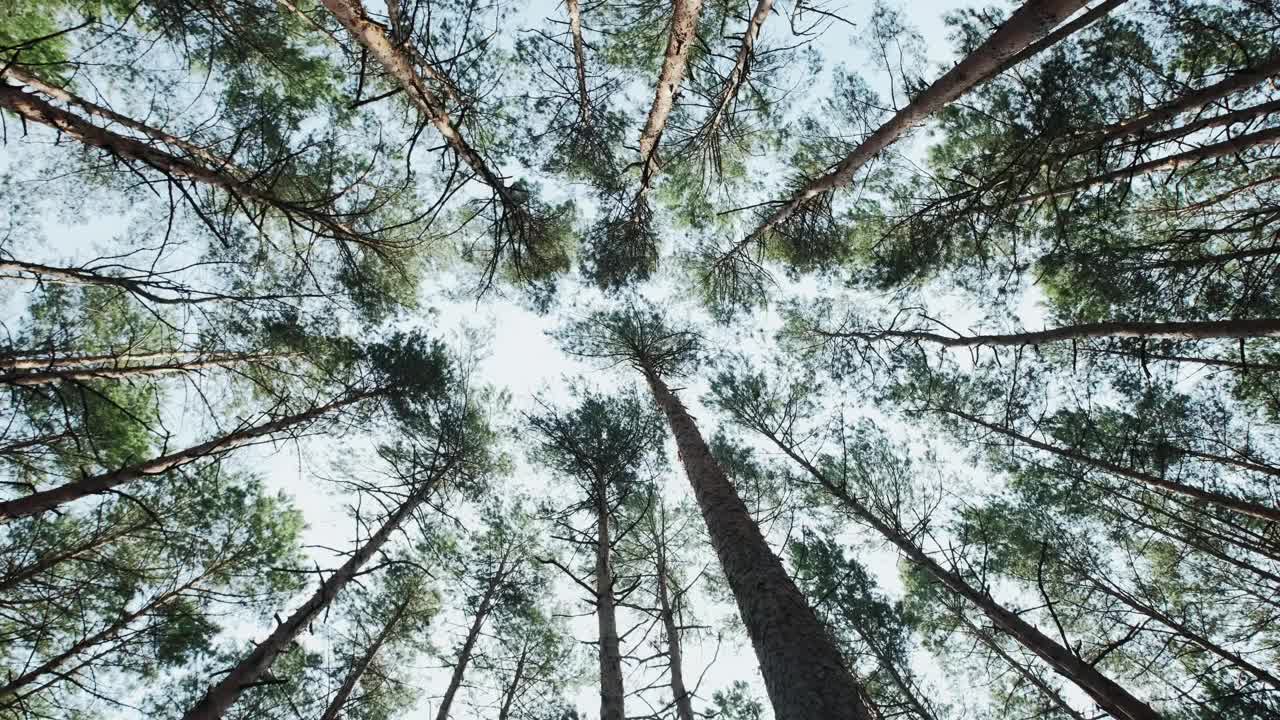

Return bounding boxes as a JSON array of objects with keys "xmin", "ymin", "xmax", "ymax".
[
  {"xmin": 636, "ymin": 0, "xmax": 704, "ymax": 189},
  {"xmin": 0, "ymin": 349, "xmax": 202, "ymax": 371},
  {"xmin": 565, "ymin": 0, "xmax": 591, "ymax": 126},
  {"xmin": 951, "ymin": 610, "xmax": 1088, "ymax": 720},
  {"xmin": 697, "ymin": 0, "xmax": 775, "ymax": 144},
  {"xmin": 318, "ymin": 594, "xmax": 413, "ymax": 720},
  {"xmin": 435, "ymin": 558, "xmax": 507, "ymax": 720},
  {"xmin": 817, "ymin": 317, "xmax": 1280, "ymax": 348},
  {"xmin": 0, "ymin": 354, "xmax": 278, "ymax": 387},
  {"xmin": 737, "ymin": 0, "xmax": 1090, "ymax": 249},
  {"xmin": 642, "ymin": 370, "xmax": 871, "ymax": 719},
  {"xmin": 596, "ymin": 491, "xmax": 626, "ymax": 720},
  {"xmin": 944, "ymin": 408, "xmax": 1280, "ymax": 523},
  {"xmin": 656, "ymin": 549, "xmax": 694, "ymax": 720},
  {"xmin": 180, "ymin": 461, "xmax": 451, "ymax": 720},
  {"xmin": 496, "ymin": 642, "xmax": 530, "ymax": 720},
  {"xmin": 0, "ymin": 390, "xmax": 377, "ymax": 521},
  {"xmin": 756, "ymin": 429, "xmax": 1162, "ymax": 720}
]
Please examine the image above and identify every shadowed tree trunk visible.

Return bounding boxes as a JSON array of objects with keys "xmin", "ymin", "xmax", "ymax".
[
  {"xmin": 942, "ymin": 407, "xmax": 1280, "ymax": 523},
  {"xmin": 596, "ymin": 487, "xmax": 625, "ymax": 720},
  {"xmin": 641, "ymin": 370, "xmax": 871, "ymax": 720},
  {"xmin": 0, "ymin": 390, "xmax": 379, "ymax": 521},
  {"xmin": 637, "ymin": 0, "xmax": 705, "ymax": 190},
  {"xmin": 655, "ymin": 538, "xmax": 694, "ymax": 720},
  {"xmin": 436, "ymin": 548, "xmax": 515, "ymax": 720},
  {"xmin": 180, "ymin": 459, "xmax": 452, "ymax": 720},
  {"xmin": 815, "ymin": 317, "xmax": 1280, "ymax": 348},
  {"xmin": 696, "ymin": 0, "xmax": 775, "ymax": 145},
  {"xmin": 0, "ymin": 353, "xmax": 280, "ymax": 387},
  {"xmin": 745, "ymin": 421, "xmax": 1163, "ymax": 720},
  {"xmin": 319, "ymin": 594, "xmax": 414, "ymax": 720}
]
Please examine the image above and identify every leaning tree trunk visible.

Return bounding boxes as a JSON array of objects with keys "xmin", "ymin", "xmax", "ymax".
[
  {"xmin": 565, "ymin": 0, "xmax": 592, "ymax": 126},
  {"xmin": 734, "ymin": 0, "xmax": 1091, "ymax": 250},
  {"xmin": 0, "ymin": 353, "xmax": 279, "ymax": 387},
  {"xmin": 596, "ymin": 490, "xmax": 626, "ymax": 720},
  {"xmin": 816, "ymin": 317, "xmax": 1280, "ymax": 349},
  {"xmin": 318, "ymin": 594, "xmax": 414, "ymax": 720},
  {"xmin": 944, "ymin": 408, "xmax": 1280, "ymax": 523},
  {"xmin": 0, "ymin": 390, "xmax": 378, "ymax": 521},
  {"xmin": 0, "ymin": 348, "xmax": 203, "ymax": 371},
  {"xmin": 636, "ymin": 0, "xmax": 704, "ymax": 189},
  {"xmin": 656, "ymin": 544, "xmax": 694, "ymax": 720},
  {"xmin": 180, "ymin": 461, "xmax": 452, "ymax": 720},
  {"xmin": 756, "ymin": 431, "xmax": 1163, "ymax": 720},
  {"xmin": 641, "ymin": 370, "xmax": 871, "ymax": 720},
  {"xmin": 435, "ymin": 553, "xmax": 511, "ymax": 720},
  {"xmin": 697, "ymin": 0, "xmax": 775, "ymax": 144},
  {"xmin": 496, "ymin": 642, "xmax": 531, "ymax": 720}
]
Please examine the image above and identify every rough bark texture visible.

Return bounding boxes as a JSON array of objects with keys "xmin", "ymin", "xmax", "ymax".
[
  {"xmin": 435, "ymin": 553, "xmax": 511, "ymax": 720},
  {"xmin": 596, "ymin": 491, "xmax": 626, "ymax": 720},
  {"xmin": 319, "ymin": 595, "xmax": 413, "ymax": 720},
  {"xmin": 823, "ymin": 317, "xmax": 1280, "ymax": 348},
  {"xmin": 946, "ymin": 408, "xmax": 1280, "ymax": 523},
  {"xmin": 0, "ymin": 391, "xmax": 375, "ymax": 521},
  {"xmin": 180, "ymin": 465, "xmax": 449, "ymax": 720},
  {"xmin": 657, "ymin": 560, "xmax": 694, "ymax": 720},
  {"xmin": 1019, "ymin": 125, "xmax": 1280, "ymax": 202},
  {"xmin": 642, "ymin": 371, "xmax": 871, "ymax": 720},
  {"xmin": 762, "ymin": 439, "xmax": 1163, "ymax": 720},
  {"xmin": 637, "ymin": 0, "xmax": 705, "ymax": 188},
  {"xmin": 1, "ymin": 67, "xmax": 243, "ymax": 174},
  {"xmin": 699, "ymin": 0, "xmax": 774, "ymax": 141},
  {"xmin": 739, "ymin": 0, "xmax": 1091, "ymax": 246},
  {"xmin": 980, "ymin": 0, "xmax": 1128, "ymax": 84},
  {"xmin": 321, "ymin": 0, "xmax": 517, "ymax": 207}
]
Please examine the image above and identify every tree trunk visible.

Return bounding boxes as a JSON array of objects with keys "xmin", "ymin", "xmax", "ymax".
[
  {"xmin": 0, "ymin": 67, "xmax": 243, "ymax": 174},
  {"xmin": 0, "ymin": 258, "xmax": 279, "ymax": 306},
  {"xmin": 0, "ymin": 349, "xmax": 203, "ymax": 371},
  {"xmin": 944, "ymin": 408, "xmax": 1280, "ymax": 523},
  {"xmin": 979, "ymin": 0, "xmax": 1128, "ymax": 85},
  {"xmin": 738, "ymin": 0, "xmax": 1090, "ymax": 248},
  {"xmin": 656, "ymin": 547, "xmax": 694, "ymax": 720},
  {"xmin": 0, "ymin": 354, "xmax": 279, "ymax": 387},
  {"xmin": 0, "ymin": 390, "xmax": 377, "ymax": 521},
  {"xmin": 321, "ymin": 0, "xmax": 519, "ymax": 209},
  {"xmin": 0, "ymin": 518, "xmax": 149, "ymax": 593},
  {"xmin": 817, "ymin": 317, "xmax": 1280, "ymax": 348},
  {"xmin": 1018, "ymin": 126, "xmax": 1280, "ymax": 203},
  {"xmin": 435, "ymin": 553, "xmax": 511, "ymax": 720},
  {"xmin": 565, "ymin": 0, "xmax": 592, "ymax": 126},
  {"xmin": 642, "ymin": 371, "xmax": 871, "ymax": 720},
  {"xmin": 1082, "ymin": 346, "xmax": 1280, "ymax": 375},
  {"xmin": 596, "ymin": 490, "xmax": 626, "ymax": 720},
  {"xmin": 698, "ymin": 0, "xmax": 775, "ymax": 143},
  {"xmin": 0, "ymin": 85, "xmax": 359, "ymax": 243},
  {"xmin": 951, "ymin": 609, "xmax": 1088, "ymax": 720},
  {"xmin": 848, "ymin": 623, "xmax": 940, "ymax": 720},
  {"xmin": 496, "ymin": 642, "xmax": 530, "ymax": 720},
  {"xmin": 180, "ymin": 461, "xmax": 451, "ymax": 720},
  {"xmin": 754, "ymin": 428, "xmax": 1162, "ymax": 720},
  {"xmin": 636, "ymin": 0, "xmax": 704, "ymax": 189},
  {"xmin": 318, "ymin": 593, "xmax": 414, "ymax": 720}
]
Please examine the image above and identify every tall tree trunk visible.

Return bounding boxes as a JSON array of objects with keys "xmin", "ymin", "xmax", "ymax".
[
  {"xmin": 318, "ymin": 594, "xmax": 414, "ymax": 720},
  {"xmin": 951, "ymin": 609, "xmax": 1088, "ymax": 720},
  {"xmin": 0, "ymin": 349, "xmax": 203, "ymax": 371},
  {"xmin": 641, "ymin": 370, "xmax": 871, "ymax": 720},
  {"xmin": 734, "ymin": 0, "xmax": 1091, "ymax": 251},
  {"xmin": 1018, "ymin": 126, "xmax": 1280, "ymax": 203},
  {"xmin": 816, "ymin": 317, "xmax": 1280, "ymax": 348},
  {"xmin": 1131, "ymin": 98, "xmax": 1280, "ymax": 148},
  {"xmin": 636, "ymin": 0, "xmax": 704, "ymax": 190},
  {"xmin": 752, "ymin": 427, "xmax": 1163, "ymax": 720},
  {"xmin": 0, "ymin": 519, "xmax": 149, "ymax": 593},
  {"xmin": 180, "ymin": 460, "xmax": 451, "ymax": 720},
  {"xmin": 847, "ymin": 623, "xmax": 941, "ymax": 720},
  {"xmin": 980, "ymin": 0, "xmax": 1128, "ymax": 85},
  {"xmin": 435, "ymin": 552, "xmax": 512, "ymax": 720},
  {"xmin": 565, "ymin": 0, "xmax": 592, "ymax": 126},
  {"xmin": 943, "ymin": 408, "xmax": 1280, "ymax": 523},
  {"xmin": 321, "ymin": 0, "xmax": 519, "ymax": 209},
  {"xmin": 596, "ymin": 490, "xmax": 626, "ymax": 720},
  {"xmin": 0, "ymin": 85, "xmax": 360, "ymax": 243},
  {"xmin": 0, "ymin": 67, "xmax": 243, "ymax": 173},
  {"xmin": 496, "ymin": 642, "xmax": 530, "ymax": 720},
  {"xmin": 0, "ymin": 353, "xmax": 279, "ymax": 387},
  {"xmin": 696, "ymin": 0, "xmax": 775, "ymax": 144},
  {"xmin": 0, "ymin": 390, "xmax": 377, "ymax": 521},
  {"xmin": 1082, "ymin": 346, "xmax": 1280, "ymax": 375},
  {"xmin": 656, "ymin": 545, "xmax": 694, "ymax": 720},
  {"xmin": 0, "ymin": 258, "xmax": 301, "ymax": 306}
]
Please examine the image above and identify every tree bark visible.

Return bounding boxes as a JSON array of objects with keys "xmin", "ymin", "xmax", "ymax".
[
  {"xmin": 0, "ymin": 67, "xmax": 243, "ymax": 174},
  {"xmin": 751, "ymin": 426, "xmax": 1163, "ymax": 720},
  {"xmin": 656, "ymin": 543, "xmax": 694, "ymax": 720},
  {"xmin": 596, "ymin": 490, "xmax": 626, "ymax": 720},
  {"xmin": 1018, "ymin": 125, "xmax": 1280, "ymax": 203},
  {"xmin": 817, "ymin": 317, "xmax": 1280, "ymax": 349},
  {"xmin": 0, "ymin": 85, "xmax": 361, "ymax": 243},
  {"xmin": 318, "ymin": 593, "xmax": 414, "ymax": 720},
  {"xmin": 697, "ymin": 0, "xmax": 774, "ymax": 144},
  {"xmin": 180, "ymin": 460, "xmax": 451, "ymax": 720},
  {"xmin": 565, "ymin": 0, "xmax": 592, "ymax": 126},
  {"xmin": 952, "ymin": 610, "xmax": 1088, "ymax": 720},
  {"xmin": 736, "ymin": 0, "xmax": 1091, "ymax": 250},
  {"xmin": 496, "ymin": 642, "xmax": 530, "ymax": 720},
  {"xmin": 979, "ymin": 0, "xmax": 1128, "ymax": 85},
  {"xmin": 435, "ymin": 551, "xmax": 513, "ymax": 720},
  {"xmin": 0, "ymin": 390, "xmax": 377, "ymax": 521},
  {"xmin": 642, "ymin": 371, "xmax": 871, "ymax": 720},
  {"xmin": 0, "ymin": 354, "xmax": 279, "ymax": 387},
  {"xmin": 0, "ymin": 349, "xmax": 204, "ymax": 371},
  {"xmin": 0, "ymin": 258, "xmax": 303, "ymax": 306},
  {"xmin": 944, "ymin": 408, "xmax": 1280, "ymax": 523},
  {"xmin": 637, "ymin": 0, "xmax": 705, "ymax": 189}
]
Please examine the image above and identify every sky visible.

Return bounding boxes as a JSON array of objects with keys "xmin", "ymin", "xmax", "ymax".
[{"xmin": 0, "ymin": 0, "xmax": 1063, "ymax": 717}]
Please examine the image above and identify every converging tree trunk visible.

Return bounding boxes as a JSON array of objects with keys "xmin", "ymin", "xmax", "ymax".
[
  {"xmin": 319, "ymin": 594, "xmax": 414, "ymax": 720},
  {"xmin": 816, "ymin": 317, "xmax": 1280, "ymax": 348},
  {"xmin": 596, "ymin": 488, "xmax": 626, "ymax": 720},
  {"xmin": 180, "ymin": 459, "xmax": 452, "ymax": 720},
  {"xmin": 636, "ymin": 0, "xmax": 704, "ymax": 189},
  {"xmin": 0, "ymin": 390, "xmax": 378, "ymax": 521},
  {"xmin": 436, "ymin": 549, "xmax": 515, "ymax": 720},
  {"xmin": 656, "ymin": 540, "xmax": 694, "ymax": 720},
  {"xmin": 0, "ymin": 353, "xmax": 280, "ymax": 387},
  {"xmin": 641, "ymin": 370, "xmax": 872, "ymax": 720}
]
